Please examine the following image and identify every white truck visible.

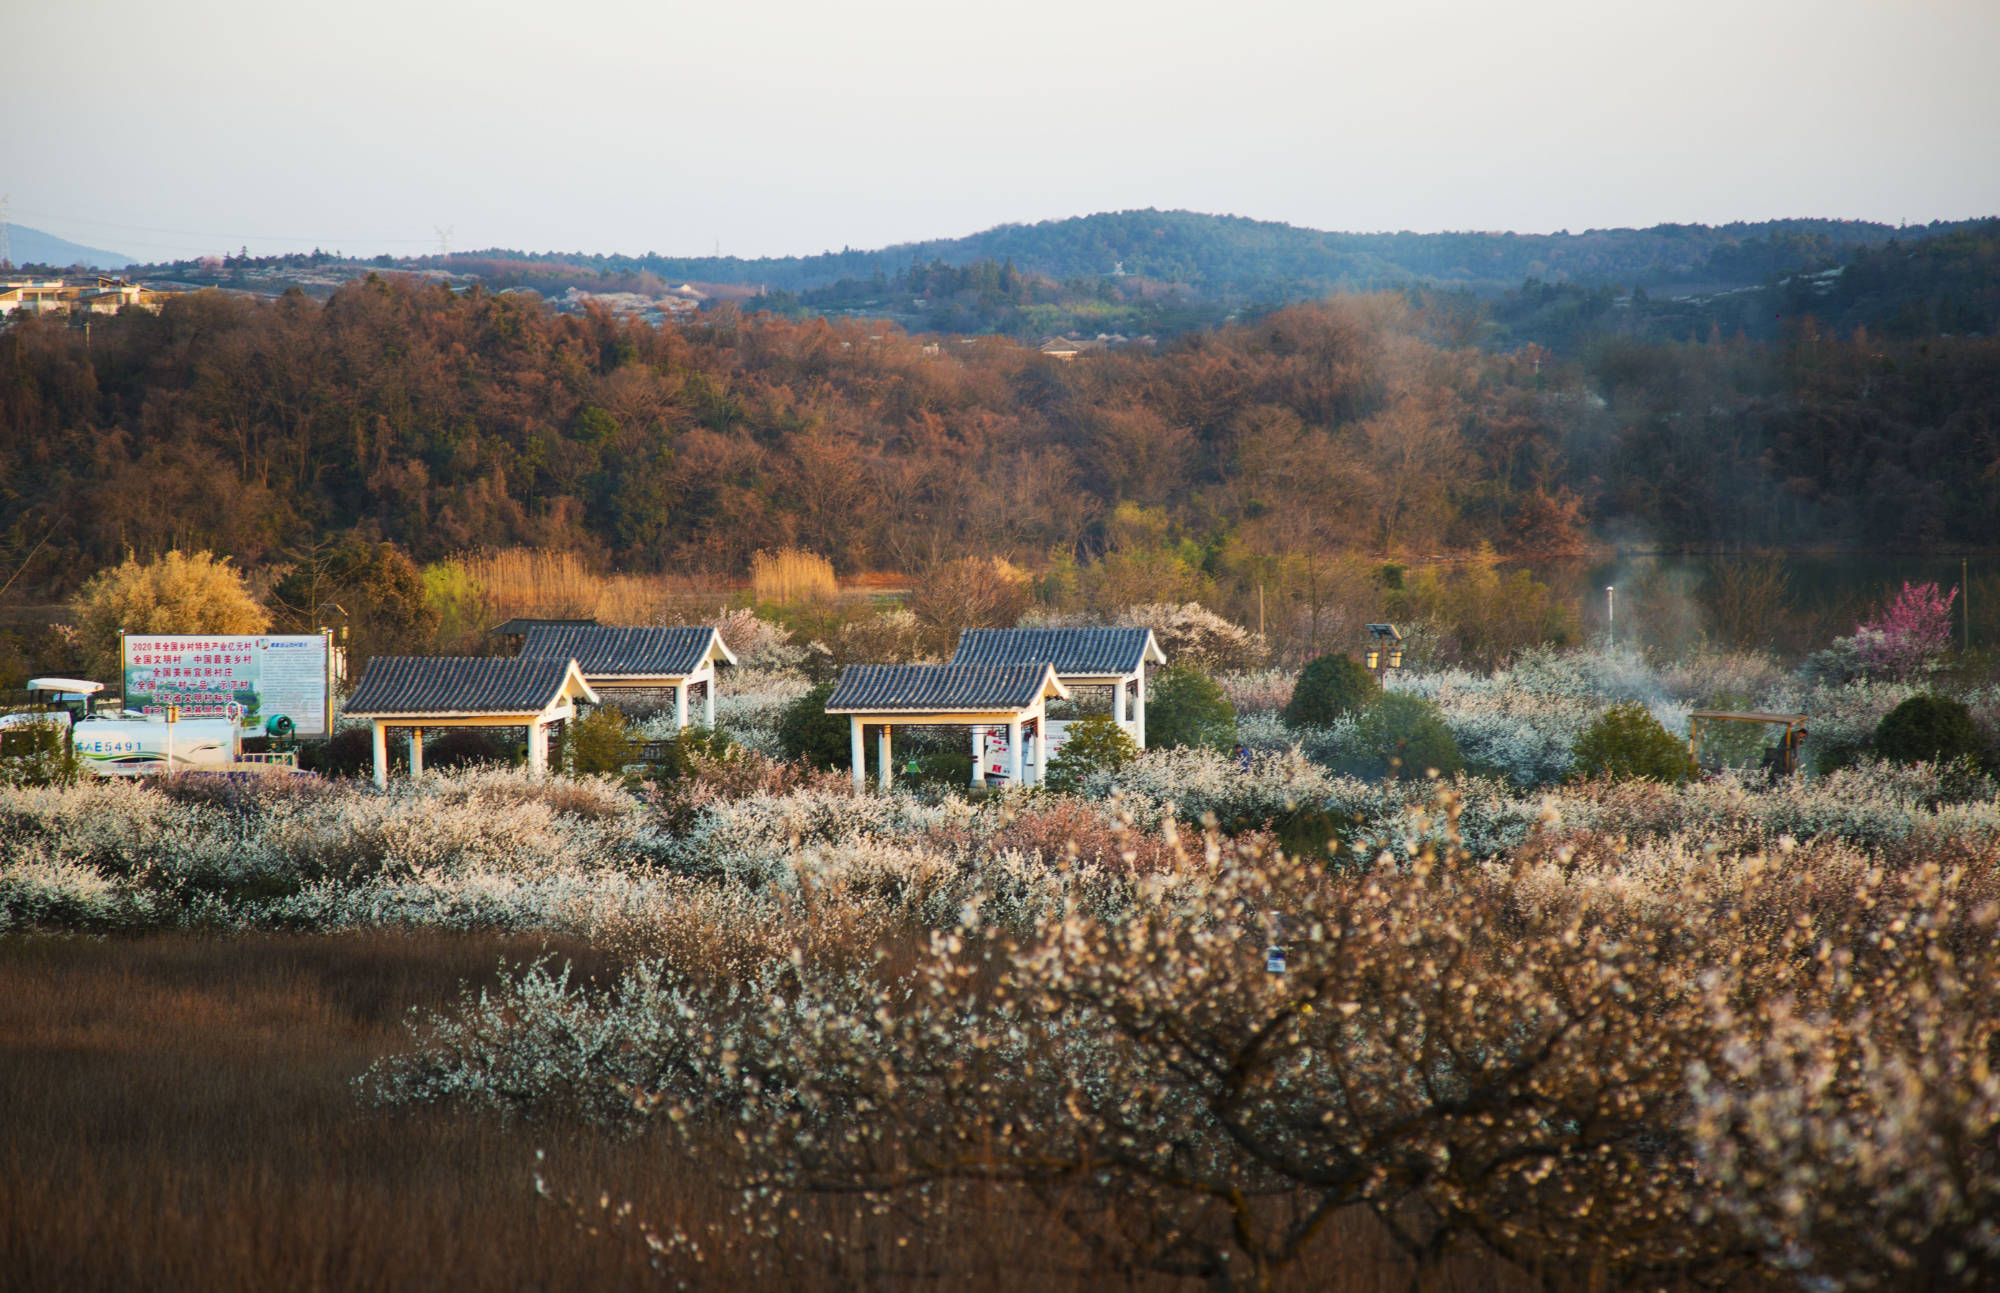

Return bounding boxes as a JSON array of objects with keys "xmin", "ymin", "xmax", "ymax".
[
  {"xmin": 70, "ymin": 715, "xmax": 242, "ymax": 775},
  {"xmin": 1, "ymin": 679, "xmax": 299, "ymax": 777}
]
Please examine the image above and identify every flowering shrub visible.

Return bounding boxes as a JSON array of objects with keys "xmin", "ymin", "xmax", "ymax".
[
  {"xmin": 6, "ymin": 647, "xmax": 1999, "ymax": 952},
  {"xmin": 1081, "ymin": 745, "xmax": 1389, "ymax": 834},
  {"xmin": 658, "ymin": 668, "xmax": 814, "ymax": 757},
  {"xmin": 707, "ymin": 608, "xmax": 806, "ymax": 672},
  {"xmin": 1215, "ymin": 668, "xmax": 1293, "ymax": 715},
  {"xmin": 365, "ymin": 799, "xmax": 2000, "ymax": 1289},
  {"xmin": 1855, "ymin": 580, "xmax": 1959, "ymax": 679},
  {"xmin": 1120, "ymin": 602, "xmax": 1268, "ymax": 671},
  {"xmin": 17, "ymin": 639, "xmax": 2000, "ymax": 1287},
  {"xmin": 834, "ymin": 608, "xmax": 934, "ymax": 664},
  {"xmin": 1685, "ymin": 863, "xmax": 2000, "ymax": 1289},
  {"xmin": 1803, "ymin": 582, "xmax": 1960, "ymax": 685}
]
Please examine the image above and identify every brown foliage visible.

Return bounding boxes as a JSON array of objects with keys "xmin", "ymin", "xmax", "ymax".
[
  {"xmin": 0, "ymin": 932, "xmax": 1521, "ymax": 1293},
  {"xmin": 0, "ymin": 280, "xmax": 1577, "ymax": 596},
  {"xmin": 905, "ymin": 555, "xmax": 1031, "ymax": 653}
]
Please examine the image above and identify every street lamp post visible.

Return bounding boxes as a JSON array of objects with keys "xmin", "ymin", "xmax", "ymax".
[{"xmin": 1365, "ymin": 624, "xmax": 1404, "ymax": 679}]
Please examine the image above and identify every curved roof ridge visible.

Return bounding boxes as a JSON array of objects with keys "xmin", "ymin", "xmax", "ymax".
[
  {"xmin": 827, "ymin": 661, "xmax": 1065, "ymax": 713},
  {"xmin": 346, "ymin": 655, "xmax": 595, "ymax": 716},
  {"xmin": 951, "ymin": 626, "xmax": 1161, "ymax": 673},
  {"xmin": 519, "ymin": 624, "xmax": 733, "ymax": 676}
]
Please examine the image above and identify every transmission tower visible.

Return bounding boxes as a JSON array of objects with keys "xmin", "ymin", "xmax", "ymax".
[
  {"xmin": 0, "ymin": 195, "xmax": 11, "ymax": 270},
  {"xmin": 434, "ymin": 224, "xmax": 454, "ymax": 259}
]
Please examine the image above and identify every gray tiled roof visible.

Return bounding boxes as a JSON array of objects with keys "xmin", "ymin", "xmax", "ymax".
[
  {"xmin": 519, "ymin": 625, "xmax": 722, "ymax": 678},
  {"xmin": 952, "ymin": 627, "xmax": 1157, "ymax": 675},
  {"xmin": 490, "ymin": 616, "xmax": 598, "ymax": 637},
  {"xmin": 345, "ymin": 657, "xmax": 582, "ymax": 717},
  {"xmin": 827, "ymin": 663, "xmax": 1057, "ymax": 714}
]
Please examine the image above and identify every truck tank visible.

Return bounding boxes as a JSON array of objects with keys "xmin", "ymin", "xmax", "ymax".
[{"xmin": 71, "ymin": 716, "xmax": 237, "ymax": 776}]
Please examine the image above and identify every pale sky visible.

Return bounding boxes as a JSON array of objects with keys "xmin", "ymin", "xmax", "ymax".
[{"xmin": 7, "ymin": 0, "xmax": 1998, "ymax": 262}]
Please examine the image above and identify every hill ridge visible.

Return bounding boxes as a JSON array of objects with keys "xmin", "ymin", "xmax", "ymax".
[{"xmin": 2, "ymin": 224, "xmax": 133, "ymax": 271}]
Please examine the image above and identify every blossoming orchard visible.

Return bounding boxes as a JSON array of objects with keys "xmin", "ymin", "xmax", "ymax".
[{"xmin": 4, "ymin": 597, "xmax": 1999, "ymax": 1292}]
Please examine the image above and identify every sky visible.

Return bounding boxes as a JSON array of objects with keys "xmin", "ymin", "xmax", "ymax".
[{"xmin": 6, "ymin": 0, "xmax": 1999, "ymax": 262}]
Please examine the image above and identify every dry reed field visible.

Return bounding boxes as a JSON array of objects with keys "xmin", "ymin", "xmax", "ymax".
[
  {"xmin": 457, "ymin": 548, "xmax": 714, "ymax": 628},
  {"xmin": 749, "ymin": 548, "xmax": 839, "ymax": 605},
  {"xmin": 0, "ymin": 933, "xmax": 1523, "ymax": 1293},
  {"xmin": 444, "ymin": 547, "xmax": 886, "ymax": 643}
]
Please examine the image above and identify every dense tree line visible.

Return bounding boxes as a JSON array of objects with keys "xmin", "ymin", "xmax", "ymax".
[
  {"xmin": 1482, "ymin": 220, "xmax": 2000, "ymax": 352},
  {"xmin": 1, "ymin": 276, "xmax": 1996, "ymax": 600},
  {"xmin": 126, "ymin": 211, "xmax": 1991, "ymax": 305}
]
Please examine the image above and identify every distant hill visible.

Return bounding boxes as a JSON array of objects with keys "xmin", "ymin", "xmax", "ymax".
[
  {"xmin": 1484, "ymin": 218, "xmax": 2000, "ymax": 350},
  {"xmin": 469, "ymin": 210, "xmax": 1989, "ymax": 296},
  {"xmin": 2, "ymin": 224, "xmax": 132, "ymax": 271},
  {"xmin": 115, "ymin": 209, "xmax": 1998, "ymax": 351}
]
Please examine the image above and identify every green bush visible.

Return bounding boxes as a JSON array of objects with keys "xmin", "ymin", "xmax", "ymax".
[
  {"xmin": 647, "ymin": 724, "xmax": 736, "ymax": 782},
  {"xmin": 562, "ymin": 705, "xmax": 635, "ymax": 776},
  {"xmin": 905, "ymin": 750, "xmax": 973, "ymax": 789},
  {"xmin": 1146, "ymin": 666, "xmax": 1237, "ymax": 752},
  {"xmin": 423, "ymin": 726, "xmax": 519, "ymax": 771},
  {"xmin": 1272, "ymin": 804, "xmax": 1364, "ymax": 863},
  {"xmin": 1046, "ymin": 714, "xmax": 1139, "ymax": 791},
  {"xmin": 298, "ymin": 728, "xmax": 376, "ymax": 779},
  {"xmin": 1282, "ymin": 654, "xmax": 1380, "ymax": 729},
  {"xmin": 1346, "ymin": 693, "xmax": 1463, "ymax": 781},
  {"xmin": 0, "ymin": 718, "xmax": 82, "ymax": 787},
  {"xmin": 778, "ymin": 681, "xmax": 853, "ymax": 770},
  {"xmin": 1874, "ymin": 694, "xmax": 1987, "ymax": 768},
  {"xmin": 1570, "ymin": 703, "xmax": 1691, "ymax": 784}
]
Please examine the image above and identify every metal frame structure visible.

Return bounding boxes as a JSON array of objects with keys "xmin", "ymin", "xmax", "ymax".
[{"xmin": 1688, "ymin": 710, "xmax": 1809, "ymax": 779}]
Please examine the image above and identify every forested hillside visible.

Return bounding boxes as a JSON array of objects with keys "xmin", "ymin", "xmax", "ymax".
[
  {"xmin": 1484, "ymin": 220, "xmax": 2000, "ymax": 351},
  {"xmin": 117, "ymin": 212, "xmax": 1995, "ymax": 350},
  {"xmin": 3, "ymin": 276, "xmax": 1996, "ymax": 601},
  {"xmin": 442, "ymin": 210, "xmax": 1968, "ymax": 296}
]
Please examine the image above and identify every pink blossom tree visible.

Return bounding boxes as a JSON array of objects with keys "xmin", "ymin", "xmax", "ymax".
[{"xmin": 1853, "ymin": 581, "xmax": 1958, "ymax": 679}]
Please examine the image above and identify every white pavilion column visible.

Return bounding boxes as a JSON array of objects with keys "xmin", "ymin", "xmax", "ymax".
[
  {"xmin": 702, "ymin": 674, "xmax": 716, "ymax": 728},
  {"xmin": 1135, "ymin": 670, "xmax": 1148, "ymax": 749},
  {"xmin": 850, "ymin": 717, "xmax": 866, "ymax": 792},
  {"xmin": 674, "ymin": 681, "xmax": 689, "ymax": 730},
  {"xmin": 527, "ymin": 721, "xmax": 549, "ymax": 778},
  {"xmin": 1007, "ymin": 718, "xmax": 1023, "ymax": 786},
  {"xmin": 878, "ymin": 724, "xmax": 893, "ymax": 791},
  {"xmin": 409, "ymin": 728, "xmax": 424, "ymax": 781},
  {"xmin": 371, "ymin": 721, "xmax": 389, "ymax": 788},
  {"xmin": 970, "ymin": 726, "xmax": 985, "ymax": 787}
]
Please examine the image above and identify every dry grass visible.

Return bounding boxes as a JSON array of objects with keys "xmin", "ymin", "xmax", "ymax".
[
  {"xmin": 459, "ymin": 548, "xmax": 723, "ymax": 628},
  {"xmin": 0, "ymin": 932, "xmax": 1531, "ymax": 1292},
  {"xmin": 750, "ymin": 548, "xmax": 837, "ymax": 606}
]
